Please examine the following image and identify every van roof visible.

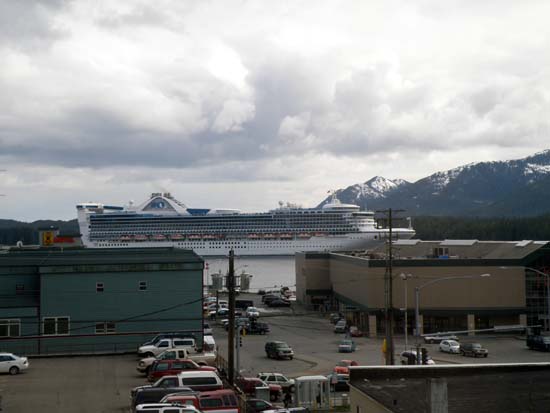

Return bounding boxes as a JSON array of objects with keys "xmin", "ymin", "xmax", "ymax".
[{"xmin": 178, "ymin": 371, "xmax": 219, "ymax": 378}]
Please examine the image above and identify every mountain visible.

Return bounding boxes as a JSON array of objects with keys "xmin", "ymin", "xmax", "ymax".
[{"xmin": 319, "ymin": 149, "xmax": 550, "ymax": 217}]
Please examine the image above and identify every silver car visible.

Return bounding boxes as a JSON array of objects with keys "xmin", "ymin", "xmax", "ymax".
[{"xmin": 439, "ymin": 340, "xmax": 460, "ymax": 354}]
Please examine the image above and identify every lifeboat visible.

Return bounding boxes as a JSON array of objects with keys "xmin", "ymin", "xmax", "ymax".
[
  {"xmin": 263, "ymin": 233, "xmax": 275, "ymax": 239},
  {"xmin": 247, "ymin": 234, "xmax": 260, "ymax": 239},
  {"xmin": 120, "ymin": 235, "xmax": 133, "ymax": 241},
  {"xmin": 169, "ymin": 234, "xmax": 184, "ymax": 240},
  {"xmin": 134, "ymin": 234, "xmax": 148, "ymax": 241},
  {"xmin": 188, "ymin": 234, "xmax": 202, "ymax": 240},
  {"xmin": 314, "ymin": 232, "xmax": 327, "ymax": 237},
  {"xmin": 203, "ymin": 234, "xmax": 216, "ymax": 240},
  {"xmin": 298, "ymin": 233, "xmax": 311, "ymax": 239},
  {"xmin": 279, "ymin": 233, "xmax": 292, "ymax": 239},
  {"xmin": 152, "ymin": 234, "xmax": 166, "ymax": 241}
]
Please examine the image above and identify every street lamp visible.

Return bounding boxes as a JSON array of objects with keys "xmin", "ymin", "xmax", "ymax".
[
  {"xmin": 399, "ymin": 273, "xmax": 414, "ymax": 350},
  {"xmin": 414, "ymin": 273, "xmax": 491, "ymax": 364}
]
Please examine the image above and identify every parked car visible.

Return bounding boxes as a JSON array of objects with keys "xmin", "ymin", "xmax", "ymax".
[
  {"xmin": 246, "ymin": 307, "xmax": 261, "ymax": 318},
  {"xmin": 246, "ymin": 321, "xmax": 271, "ymax": 335},
  {"xmin": 329, "ymin": 313, "xmax": 344, "ymax": 324},
  {"xmin": 159, "ymin": 392, "xmax": 200, "ymax": 409},
  {"xmin": 137, "ymin": 348, "xmax": 217, "ymax": 375},
  {"xmin": 262, "ymin": 294, "xmax": 279, "ymax": 304},
  {"xmin": 349, "ymin": 326, "xmax": 363, "ymax": 337},
  {"xmin": 134, "ymin": 371, "xmax": 223, "ymax": 394},
  {"xmin": 135, "ymin": 403, "xmax": 200, "ymax": 412},
  {"xmin": 263, "ymin": 409, "xmax": 309, "ymax": 413},
  {"xmin": 327, "ymin": 373, "xmax": 350, "ymax": 392},
  {"xmin": 267, "ymin": 299, "xmax": 291, "ymax": 308},
  {"xmin": 203, "ymin": 323, "xmax": 213, "ymax": 335},
  {"xmin": 0, "ymin": 353, "xmax": 29, "ymax": 375},
  {"xmin": 333, "ymin": 360, "xmax": 358, "ymax": 374},
  {"xmin": 338, "ymin": 339, "xmax": 356, "ymax": 353},
  {"xmin": 265, "ymin": 341, "xmax": 294, "ymax": 360},
  {"xmin": 439, "ymin": 340, "xmax": 460, "ymax": 354},
  {"xmin": 423, "ymin": 334, "xmax": 459, "ymax": 344},
  {"xmin": 162, "ymin": 389, "xmax": 239, "ymax": 413},
  {"xmin": 527, "ymin": 335, "xmax": 550, "ymax": 351},
  {"xmin": 246, "ymin": 398, "xmax": 274, "ymax": 413},
  {"xmin": 148, "ymin": 359, "xmax": 216, "ymax": 382},
  {"xmin": 236, "ymin": 376, "xmax": 282, "ymax": 401},
  {"xmin": 138, "ymin": 338, "xmax": 197, "ymax": 357},
  {"xmin": 460, "ymin": 343, "xmax": 488, "ymax": 358},
  {"xmin": 141, "ymin": 333, "xmax": 195, "ymax": 347},
  {"xmin": 399, "ymin": 350, "xmax": 435, "ymax": 365},
  {"xmin": 257, "ymin": 372, "xmax": 295, "ymax": 392},
  {"xmin": 334, "ymin": 320, "xmax": 347, "ymax": 334},
  {"xmin": 236, "ymin": 299, "xmax": 255, "ymax": 310},
  {"xmin": 132, "ymin": 387, "xmax": 194, "ymax": 409}
]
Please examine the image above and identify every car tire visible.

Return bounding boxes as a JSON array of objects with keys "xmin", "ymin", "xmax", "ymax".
[
  {"xmin": 266, "ymin": 352, "xmax": 271, "ymax": 358},
  {"xmin": 289, "ymin": 356, "xmax": 293, "ymax": 360},
  {"xmin": 145, "ymin": 352, "xmax": 154, "ymax": 358},
  {"xmin": 9, "ymin": 366, "xmax": 19, "ymax": 375},
  {"xmin": 484, "ymin": 354, "xmax": 488, "ymax": 358},
  {"xmin": 144, "ymin": 366, "xmax": 151, "ymax": 375}
]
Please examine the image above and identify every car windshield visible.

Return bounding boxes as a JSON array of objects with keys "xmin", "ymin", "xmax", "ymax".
[
  {"xmin": 448, "ymin": 340, "xmax": 459, "ymax": 346},
  {"xmin": 276, "ymin": 343, "xmax": 289, "ymax": 349},
  {"xmin": 340, "ymin": 340, "xmax": 352, "ymax": 345}
]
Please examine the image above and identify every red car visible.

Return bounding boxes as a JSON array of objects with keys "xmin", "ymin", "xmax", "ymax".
[
  {"xmin": 235, "ymin": 376, "xmax": 282, "ymax": 401},
  {"xmin": 333, "ymin": 359, "xmax": 358, "ymax": 374},
  {"xmin": 148, "ymin": 359, "xmax": 217, "ymax": 381}
]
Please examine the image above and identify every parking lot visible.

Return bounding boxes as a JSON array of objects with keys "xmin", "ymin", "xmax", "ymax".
[{"xmin": 1, "ymin": 295, "xmax": 549, "ymax": 412}]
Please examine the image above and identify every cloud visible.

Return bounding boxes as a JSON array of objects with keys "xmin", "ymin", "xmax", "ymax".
[{"xmin": 1, "ymin": 0, "xmax": 550, "ymax": 220}]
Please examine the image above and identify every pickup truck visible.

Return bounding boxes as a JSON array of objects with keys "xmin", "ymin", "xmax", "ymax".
[
  {"xmin": 138, "ymin": 337, "xmax": 196, "ymax": 358},
  {"xmin": 137, "ymin": 348, "xmax": 217, "ymax": 375}
]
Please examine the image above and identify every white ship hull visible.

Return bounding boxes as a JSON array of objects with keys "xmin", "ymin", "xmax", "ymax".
[{"xmin": 83, "ymin": 230, "xmax": 413, "ymax": 256}]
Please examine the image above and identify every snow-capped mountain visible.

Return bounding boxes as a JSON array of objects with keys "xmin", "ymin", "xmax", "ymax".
[{"xmin": 319, "ymin": 149, "xmax": 550, "ymax": 216}]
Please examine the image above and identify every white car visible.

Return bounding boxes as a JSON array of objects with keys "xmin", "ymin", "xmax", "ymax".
[
  {"xmin": 246, "ymin": 306, "xmax": 260, "ymax": 318},
  {"xmin": 0, "ymin": 353, "xmax": 29, "ymax": 375},
  {"xmin": 439, "ymin": 339, "xmax": 460, "ymax": 354}
]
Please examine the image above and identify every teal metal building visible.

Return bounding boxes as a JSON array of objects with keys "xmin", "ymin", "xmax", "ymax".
[{"xmin": 0, "ymin": 248, "xmax": 204, "ymax": 355}]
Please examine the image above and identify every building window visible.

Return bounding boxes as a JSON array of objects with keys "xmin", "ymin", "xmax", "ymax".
[
  {"xmin": 95, "ymin": 322, "xmax": 116, "ymax": 334},
  {"xmin": 0, "ymin": 319, "xmax": 20, "ymax": 337},
  {"xmin": 96, "ymin": 282, "xmax": 104, "ymax": 292},
  {"xmin": 139, "ymin": 281, "xmax": 147, "ymax": 291},
  {"xmin": 43, "ymin": 317, "xmax": 70, "ymax": 335},
  {"xmin": 15, "ymin": 284, "xmax": 25, "ymax": 295}
]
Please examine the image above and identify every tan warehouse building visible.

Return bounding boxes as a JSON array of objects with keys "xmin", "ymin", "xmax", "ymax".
[{"xmin": 296, "ymin": 240, "xmax": 550, "ymax": 335}]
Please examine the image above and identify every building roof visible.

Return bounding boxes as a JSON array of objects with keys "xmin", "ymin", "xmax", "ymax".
[
  {"xmin": 0, "ymin": 247, "xmax": 203, "ymax": 268},
  {"xmin": 371, "ymin": 240, "xmax": 550, "ymax": 260},
  {"xmin": 350, "ymin": 363, "xmax": 550, "ymax": 413}
]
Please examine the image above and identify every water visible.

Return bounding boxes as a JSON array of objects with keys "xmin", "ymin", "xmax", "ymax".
[{"xmin": 203, "ymin": 256, "xmax": 295, "ymax": 291}]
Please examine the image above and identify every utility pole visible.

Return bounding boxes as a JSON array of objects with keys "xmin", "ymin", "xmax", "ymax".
[
  {"xmin": 377, "ymin": 208, "xmax": 404, "ymax": 365},
  {"xmin": 227, "ymin": 249, "xmax": 236, "ymax": 384}
]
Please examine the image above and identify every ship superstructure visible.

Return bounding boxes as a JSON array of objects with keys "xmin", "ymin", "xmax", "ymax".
[{"xmin": 77, "ymin": 193, "xmax": 414, "ymax": 255}]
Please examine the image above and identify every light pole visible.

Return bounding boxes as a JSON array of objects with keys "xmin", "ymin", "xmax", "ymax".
[
  {"xmin": 399, "ymin": 273, "xmax": 414, "ymax": 350},
  {"xmin": 414, "ymin": 273, "xmax": 491, "ymax": 364}
]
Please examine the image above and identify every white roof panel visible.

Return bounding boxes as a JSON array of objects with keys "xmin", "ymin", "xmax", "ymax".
[{"xmin": 440, "ymin": 239, "xmax": 478, "ymax": 246}]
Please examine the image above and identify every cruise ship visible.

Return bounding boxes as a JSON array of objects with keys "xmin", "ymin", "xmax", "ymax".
[{"xmin": 77, "ymin": 192, "xmax": 415, "ymax": 256}]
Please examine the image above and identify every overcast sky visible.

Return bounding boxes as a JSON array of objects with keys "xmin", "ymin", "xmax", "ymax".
[{"xmin": 1, "ymin": 0, "xmax": 549, "ymax": 221}]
